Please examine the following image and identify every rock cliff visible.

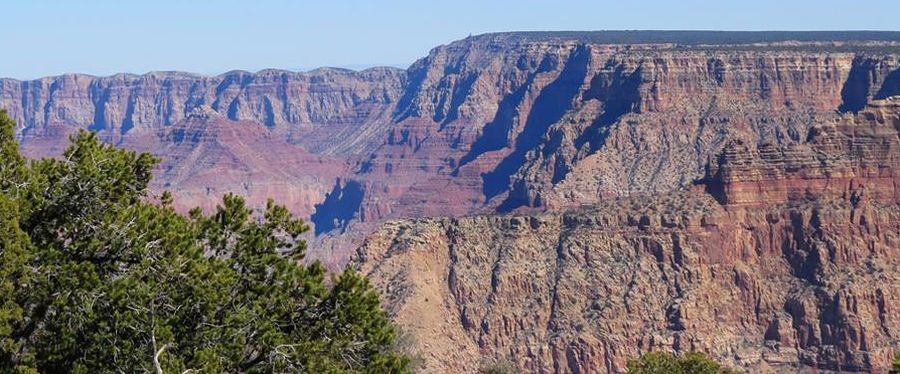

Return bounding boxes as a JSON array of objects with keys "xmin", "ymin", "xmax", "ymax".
[
  {"xmin": 4, "ymin": 32, "xmax": 900, "ymax": 240},
  {"xmin": 353, "ymin": 100, "xmax": 900, "ymax": 373},
  {"xmin": 0, "ymin": 67, "xmax": 403, "ymax": 229},
  {"xmin": 314, "ymin": 32, "xmax": 900, "ymax": 267},
  {"xmin": 356, "ymin": 194, "xmax": 900, "ymax": 373},
  {"xmin": 704, "ymin": 98, "xmax": 900, "ymax": 206},
  {"xmin": 1, "ymin": 67, "xmax": 405, "ymax": 158},
  {"xmin": 351, "ymin": 34, "xmax": 900, "ymax": 221},
  {"xmin": 4, "ymin": 30, "xmax": 900, "ymax": 373}
]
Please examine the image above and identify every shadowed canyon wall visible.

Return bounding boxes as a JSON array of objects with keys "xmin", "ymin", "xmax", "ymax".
[
  {"xmin": 3, "ymin": 32, "xmax": 900, "ymax": 239},
  {"xmin": 354, "ymin": 98, "xmax": 900, "ymax": 372},
  {"xmin": 2, "ymin": 32, "xmax": 900, "ymax": 372}
]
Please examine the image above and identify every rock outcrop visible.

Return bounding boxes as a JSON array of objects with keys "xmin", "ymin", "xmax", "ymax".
[
  {"xmin": 704, "ymin": 97, "xmax": 900, "ymax": 206},
  {"xmin": 4, "ymin": 30, "xmax": 900, "ymax": 373},
  {"xmin": 1, "ymin": 67, "xmax": 405, "ymax": 158},
  {"xmin": 4, "ymin": 33, "xmax": 900, "ymax": 241},
  {"xmin": 356, "ymin": 194, "xmax": 900, "ymax": 373},
  {"xmin": 353, "ymin": 100, "xmax": 900, "ymax": 373}
]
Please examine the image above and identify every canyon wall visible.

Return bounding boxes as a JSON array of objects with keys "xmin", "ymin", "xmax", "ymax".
[
  {"xmin": 0, "ymin": 67, "xmax": 405, "ymax": 157},
  {"xmin": 0, "ymin": 68, "xmax": 404, "ymax": 218},
  {"xmin": 353, "ymin": 99, "xmax": 900, "ymax": 373},
  {"xmin": 347, "ymin": 35, "xmax": 900, "ymax": 223},
  {"xmin": 319, "ymin": 33, "xmax": 900, "ymax": 265},
  {"xmin": 356, "ymin": 194, "xmax": 900, "ymax": 373},
  {"xmin": 3, "ymin": 33, "xmax": 900, "ymax": 241},
  {"xmin": 3, "ymin": 31, "xmax": 900, "ymax": 372}
]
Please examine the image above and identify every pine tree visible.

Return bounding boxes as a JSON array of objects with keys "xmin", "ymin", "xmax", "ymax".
[
  {"xmin": 626, "ymin": 352, "xmax": 741, "ymax": 374},
  {"xmin": 0, "ymin": 110, "xmax": 409, "ymax": 373}
]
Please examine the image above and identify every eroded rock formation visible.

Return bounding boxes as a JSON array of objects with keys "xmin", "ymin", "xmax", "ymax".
[
  {"xmin": 4, "ymin": 32, "xmax": 900, "ymax": 247},
  {"xmin": 353, "ymin": 99, "xmax": 900, "ymax": 373},
  {"xmin": 704, "ymin": 98, "xmax": 900, "ymax": 206},
  {"xmin": 1, "ymin": 67, "xmax": 404, "ymax": 158},
  {"xmin": 3, "ymin": 33, "xmax": 900, "ymax": 371}
]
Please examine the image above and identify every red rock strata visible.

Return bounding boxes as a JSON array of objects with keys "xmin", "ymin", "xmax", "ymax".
[
  {"xmin": 353, "ymin": 99, "xmax": 900, "ymax": 373},
  {"xmin": 705, "ymin": 98, "xmax": 900, "ymax": 206},
  {"xmin": 3, "ymin": 31, "xmax": 900, "ymax": 372},
  {"xmin": 3, "ymin": 34, "xmax": 900, "ymax": 252}
]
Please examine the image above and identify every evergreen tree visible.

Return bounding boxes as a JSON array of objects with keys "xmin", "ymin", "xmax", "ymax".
[
  {"xmin": 626, "ymin": 352, "xmax": 740, "ymax": 374},
  {"xmin": 0, "ymin": 110, "xmax": 409, "ymax": 373}
]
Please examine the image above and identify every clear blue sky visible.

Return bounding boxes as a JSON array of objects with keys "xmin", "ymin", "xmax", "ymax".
[{"xmin": 3, "ymin": 0, "xmax": 899, "ymax": 79}]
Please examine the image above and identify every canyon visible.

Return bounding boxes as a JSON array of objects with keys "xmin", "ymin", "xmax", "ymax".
[
  {"xmin": 2, "ymin": 31, "xmax": 900, "ymax": 372},
  {"xmin": 355, "ymin": 97, "xmax": 900, "ymax": 373}
]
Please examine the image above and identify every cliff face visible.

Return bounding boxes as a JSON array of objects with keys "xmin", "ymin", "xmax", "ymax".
[
  {"xmin": 4, "ymin": 33, "xmax": 900, "ymax": 268},
  {"xmin": 3, "ymin": 31, "xmax": 900, "ymax": 372},
  {"xmin": 0, "ymin": 67, "xmax": 404, "ymax": 223},
  {"xmin": 705, "ymin": 98, "xmax": 900, "ymax": 206},
  {"xmin": 353, "ymin": 99, "xmax": 900, "ymax": 373},
  {"xmin": 313, "ymin": 36, "xmax": 900, "ymax": 251},
  {"xmin": 0, "ymin": 67, "xmax": 405, "ymax": 158},
  {"xmin": 4, "ymin": 34, "xmax": 900, "ymax": 235},
  {"xmin": 356, "ymin": 196, "xmax": 900, "ymax": 373},
  {"xmin": 131, "ymin": 108, "xmax": 351, "ymax": 217}
]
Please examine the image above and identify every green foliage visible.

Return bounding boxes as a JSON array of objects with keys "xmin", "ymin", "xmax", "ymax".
[
  {"xmin": 626, "ymin": 352, "xmax": 740, "ymax": 374},
  {"xmin": 891, "ymin": 354, "xmax": 900, "ymax": 373},
  {"xmin": 0, "ymin": 110, "xmax": 409, "ymax": 373}
]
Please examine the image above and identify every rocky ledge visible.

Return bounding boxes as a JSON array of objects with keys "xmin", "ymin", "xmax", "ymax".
[
  {"xmin": 704, "ymin": 97, "xmax": 900, "ymax": 206},
  {"xmin": 352, "ymin": 99, "xmax": 900, "ymax": 373}
]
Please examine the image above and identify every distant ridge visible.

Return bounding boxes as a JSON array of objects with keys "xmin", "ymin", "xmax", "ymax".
[
  {"xmin": 7, "ymin": 31, "xmax": 900, "ymax": 82},
  {"xmin": 0, "ymin": 66, "xmax": 406, "ymax": 83},
  {"xmin": 462, "ymin": 30, "xmax": 900, "ymax": 45}
]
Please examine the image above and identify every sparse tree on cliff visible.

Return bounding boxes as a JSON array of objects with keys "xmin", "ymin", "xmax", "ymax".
[
  {"xmin": 626, "ymin": 352, "xmax": 740, "ymax": 374},
  {"xmin": 0, "ymin": 109, "xmax": 409, "ymax": 373}
]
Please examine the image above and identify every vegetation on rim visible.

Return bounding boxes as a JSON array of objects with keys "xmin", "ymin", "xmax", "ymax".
[
  {"xmin": 0, "ymin": 110, "xmax": 409, "ymax": 373},
  {"xmin": 626, "ymin": 352, "xmax": 741, "ymax": 374}
]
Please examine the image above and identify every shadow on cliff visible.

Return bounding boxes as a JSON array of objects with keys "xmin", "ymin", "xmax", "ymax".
[
  {"xmin": 839, "ymin": 60, "xmax": 900, "ymax": 113},
  {"xmin": 456, "ymin": 52, "xmax": 568, "ymax": 168},
  {"xmin": 574, "ymin": 62, "xmax": 643, "ymax": 153},
  {"xmin": 497, "ymin": 59, "xmax": 642, "ymax": 212},
  {"xmin": 310, "ymin": 179, "xmax": 364, "ymax": 235},
  {"xmin": 456, "ymin": 76, "xmax": 533, "ymax": 168},
  {"xmin": 474, "ymin": 46, "xmax": 591, "ymax": 209},
  {"xmin": 393, "ymin": 59, "xmax": 431, "ymax": 122},
  {"xmin": 839, "ymin": 58, "xmax": 876, "ymax": 113},
  {"xmin": 875, "ymin": 67, "xmax": 900, "ymax": 100}
]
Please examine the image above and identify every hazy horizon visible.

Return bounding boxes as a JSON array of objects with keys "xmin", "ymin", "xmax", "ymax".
[{"xmin": 3, "ymin": 0, "xmax": 899, "ymax": 80}]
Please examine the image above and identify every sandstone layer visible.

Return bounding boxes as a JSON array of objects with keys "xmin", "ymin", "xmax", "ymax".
[
  {"xmin": 353, "ymin": 100, "xmax": 900, "ymax": 373},
  {"xmin": 356, "ymin": 194, "xmax": 900, "ymax": 373},
  {"xmin": 3, "ymin": 30, "xmax": 900, "ymax": 373},
  {"xmin": 4, "ymin": 33, "xmax": 900, "ymax": 244}
]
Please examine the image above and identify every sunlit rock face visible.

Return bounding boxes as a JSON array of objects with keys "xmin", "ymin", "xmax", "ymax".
[
  {"xmin": 0, "ymin": 67, "xmax": 404, "ymax": 225},
  {"xmin": 353, "ymin": 98, "xmax": 900, "ymax": 373},
  {"xmin": 4, "ymin": 30, "xmax": 900, "ymax": 373},
  {"xmin": 3, "ymin": 33, "xmax": 899, "ymax": 238}
]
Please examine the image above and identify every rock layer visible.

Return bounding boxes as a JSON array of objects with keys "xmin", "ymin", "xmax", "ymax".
[
  {"xmin": 355, "ymin": 194, "xmax": 900, "ymax": 373},
  {"xmin": 1, "ymin": 67, "xmax": 405, "ymax": 158},
  {"xmin": 4, "ymin": 33, "xmax": 900, "ymax": 243},
  {"xmin": 353, "ymin": 99, "xmax": 900, "ymax": 373},
  {"xmin": 4, "ymin": 30, "xmax": 900, "ymax": 373},
  {"xmin": 704, "ymin": 98, "xmax": 900, "ymax": 206}
]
